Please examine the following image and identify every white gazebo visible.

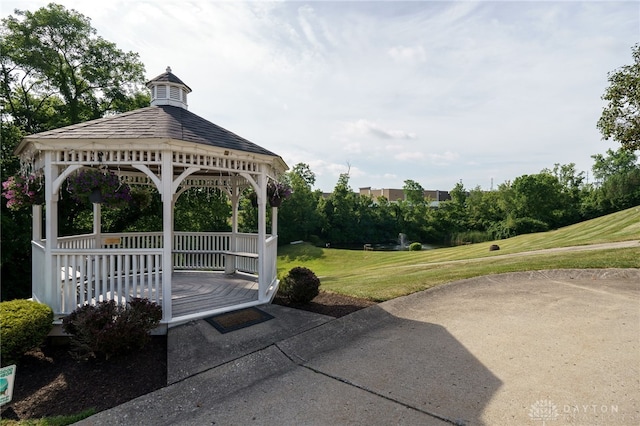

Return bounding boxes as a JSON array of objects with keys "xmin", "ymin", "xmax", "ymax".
[{"xmin": 15, "ymin": 67, "xmax": 288, "ymax": 328}]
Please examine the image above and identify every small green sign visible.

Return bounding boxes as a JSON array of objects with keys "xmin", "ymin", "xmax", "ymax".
[{"xmin": 0, "ymin": 365, "xmax": 17, "ymax": 405}]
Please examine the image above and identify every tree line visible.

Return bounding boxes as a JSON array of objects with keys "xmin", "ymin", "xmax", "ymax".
[{"xmin": 271, "ymin": 152, "xmax": 640, "ymax": 248}]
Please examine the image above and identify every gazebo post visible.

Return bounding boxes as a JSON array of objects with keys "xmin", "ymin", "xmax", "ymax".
[
  {"xmin": 271, "ymin": 206, "xmax": 278, "ymax": 237},
  {"xmin": 226, "ymin": 180, "xmax": 240, "ymax": 274},
  {"xmin": 93, "ymin": 203, "xmax": 101, "ymax": 248},
  {"xmin": 32, "ymin": 204, "xmax": 42, "ymax": 242},
  {"xmin": 44, "ymin": 153, "xmax": 60, "ymax": 313},
  {"xmin": 161, "ymin": 152, "xmax": 173, "ymax": 322},
  {"xmin": 257, "ymin": 171, "xmax": 267, "ymax": 301}
]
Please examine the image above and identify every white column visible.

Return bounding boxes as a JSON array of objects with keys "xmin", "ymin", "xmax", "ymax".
[
  {"xmin": 44, "ymin": 152, "xmax": 60, "ymax": 313},
  {"xmin": 93, "ymin": 202, "xmax": 102, "ymax": 248},
  {"xmin": 32, "ymin": 204, "xmax": 42, "ymax": 302},
  {"xmin": 32, "ymin": 204, "xmax": 42, "ymax": 242},
  {"xmin": 271, "ymin": 207, "xmax": 278, "ymax": 237},
  {"xmin": 257, "ymin": 171, "xmax": 267, "ymax": 301},
  {"xmin": 161, "ymin": 152, "xmax": 173, "ymax": 322},
  {"xmin": 225, "ymin": 180, "xmax": 239, "ymax": 274}
]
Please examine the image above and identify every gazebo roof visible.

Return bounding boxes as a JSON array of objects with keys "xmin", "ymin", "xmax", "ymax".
[{"xmin": 18, "ymin": 104, "xmax": 279, "ymax": 158}]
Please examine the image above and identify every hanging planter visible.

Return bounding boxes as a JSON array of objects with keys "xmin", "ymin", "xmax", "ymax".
[
  {"xmin": 267, "ymin": 180, "xmax": 292, "ymax": 208},
  {"xmin": 68, "ymin": 168, "xmax": 131, "ymax": 208},
  {"xmin": 269, "ymin": 196, "xmax": 283, "ymax": 208},
  {"xmin": 88, "ymin": 188, "xmax": 104, "ymax": 204},
  {"xmin": 1, "ymin": 173, "xmax": 44, "ymax": 211}
]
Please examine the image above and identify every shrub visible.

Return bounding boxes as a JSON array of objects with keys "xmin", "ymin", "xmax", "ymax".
[
  {"xmin": 62, "ymin": 298, "xmax": 162, "ymax": 360},
  {"xmin": 0, "ymin": 299, "xmax": 53, "ymax": 366},
  {"xmin": 279, "ymin": 267, "xmax": 320, "ymax": 304},
  {"xmin": 409, "ymin": 242, "xmax": 422, "ymax": 251}
]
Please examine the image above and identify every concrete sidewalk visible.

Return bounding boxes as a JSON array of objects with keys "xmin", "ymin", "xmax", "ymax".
[{"xmin": 77, "ymin": 269, "xmax": 640, "ymax": 426}]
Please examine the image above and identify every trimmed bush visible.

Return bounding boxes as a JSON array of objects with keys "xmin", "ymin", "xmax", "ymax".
[
  {"xmin": 0, "ymin": 299, "xmax": 53, "ymax": 366},
  {"xmin": 62, "ymin": 298, "xmax": 162, "ymax": 360},
  {"xmin": 279, "ymin": 267, "xmax": 320, "ymax": 304},
  {"xmin": 409, "ymin": 242, "xmax": 422, "ymax": 251}
]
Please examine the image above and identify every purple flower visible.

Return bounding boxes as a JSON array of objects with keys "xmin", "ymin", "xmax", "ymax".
[
  {"xmin": 1, "ymin": 174, "xmax": 44, "ymax": 211},
  {"xmin": 67, "ymin": 169, "xmax": 132, "ymax": 208}
]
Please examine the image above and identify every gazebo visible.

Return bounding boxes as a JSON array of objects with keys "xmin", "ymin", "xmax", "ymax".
[{"xmin": 15, "ymin": 67, "xmax": 288, "ymax": 328}]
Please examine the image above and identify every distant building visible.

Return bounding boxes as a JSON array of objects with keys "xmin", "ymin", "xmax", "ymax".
[{"xmin": 359, "ymin": 187, "xmax": 451, "ymax": 207}]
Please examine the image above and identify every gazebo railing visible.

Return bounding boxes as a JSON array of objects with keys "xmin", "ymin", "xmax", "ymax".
[
  {"xmin": 55, "ymin": 249, "xmax": 163, "ymax": 314},
  {"xmin": 54, "ymin": 232, "xmax": 260, "ymax": 273},
  {"xmin": 34, "ymin": 232, "xmax": 271, "ymax": 316}
]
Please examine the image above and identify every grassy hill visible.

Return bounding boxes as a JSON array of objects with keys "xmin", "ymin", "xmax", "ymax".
[{"xmin": 277, "ymin": 206, "xmax": 640, "ymax": 301}]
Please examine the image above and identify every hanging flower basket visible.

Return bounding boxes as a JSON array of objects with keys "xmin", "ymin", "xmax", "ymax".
[
  {"xmin": 67, "ymin": 168, "xmax": 132, "ymax": 207},
  {"xmin": 267, "ymin": 181, "xmax": 292, "ymax": 208},
  {"xmin": 1, "ymin": 174, "xmax": 44, "ymax": 211},
  {"xmin": 269, "ymin": 196, "xmax": 283, "ymax": 208}
]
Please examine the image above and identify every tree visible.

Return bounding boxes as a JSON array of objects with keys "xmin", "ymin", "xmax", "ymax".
[
  {"xmin": 584, "ymin": 148, "xmax": 640, "ymax": 214},
  {"xmin": 510, "ymin": 173, "xmax": 565, "ymax": 228},
  {"xmin": 278, "ymin": 163, "xmax": 322, "ymax": 244},
  {"xmin": 1, "ymin": 3, "xmax": 149, "ymax": 300},
  {"xmin": 541, "ymin": 163, "xmax": 586, "ymax": 225},
  {"xmin": 1, "ymin": 3, "xmax": 148, "ymax": 136},
  {"xmin": 591, "ymin": 148, "xmax": 638, "ymax": 183},
  {"xmin": 402, "ymin": 179, "xmax": 425, "ymax": 205},
  {"xmin": 597, "ymin": 44, "xmax": 640, "ymax": 151}
]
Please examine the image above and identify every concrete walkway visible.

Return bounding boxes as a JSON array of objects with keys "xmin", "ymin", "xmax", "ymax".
[{"xmin": 77, "ymin": 269, "xmax": 639, "ymax": 426}]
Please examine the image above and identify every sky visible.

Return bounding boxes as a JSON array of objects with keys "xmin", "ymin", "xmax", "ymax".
[{"xmin": 2, "ymin": 1, "xmax": 638, "ymax": 192}]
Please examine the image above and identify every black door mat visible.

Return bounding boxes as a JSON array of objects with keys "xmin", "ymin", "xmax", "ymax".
[{"xmin": 204, "ymin": 307, "xmax": 274, "ymax": 334}]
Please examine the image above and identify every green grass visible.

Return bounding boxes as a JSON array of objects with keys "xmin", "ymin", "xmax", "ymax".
[
  {"xmin": 0, "ymin": 409, "xmax": 96, "ymax": 426},
  {"xmin": 277, "ymin": 206, "xmax": 640, "ymax": 301}
]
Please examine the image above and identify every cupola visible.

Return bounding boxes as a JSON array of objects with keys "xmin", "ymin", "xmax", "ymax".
[{"xmin": 146, "ymin": 66, "xmax": 192, "ymax": 109}]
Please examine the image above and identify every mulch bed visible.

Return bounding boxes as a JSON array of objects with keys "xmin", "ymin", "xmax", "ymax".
[{"xmin": 1, "ymin": 291, "xmax": 375, "ymax": 421}]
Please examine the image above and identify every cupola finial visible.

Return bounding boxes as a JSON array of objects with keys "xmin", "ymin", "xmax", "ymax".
[{"xmin": 166, "ymin": 66, "xmax": 172, "ymax": 73}]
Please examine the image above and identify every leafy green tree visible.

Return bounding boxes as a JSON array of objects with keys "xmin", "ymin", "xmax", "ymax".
[
  {"xmin": 1, "ymin": 3, "xmax": 149, "ymax": 300},
  {"xmin": 278, "ymin": 163, "xmax": 322, "ymax": 243},
  {"xmin": 465, "ymin": 186, "xmax": 504, "ymax": 231},
  {"xmin": 402, "ymin": 179, "xmax": 425, "ymax": 205},
  {"xmin": 541, "ymin": 163, "xmax": 586, "ymax": 225},
  {"xmin": 1, "ymin": 3, "xmax": 148, "ymax": 133},
  {"xmin": 597, "ymin": 44, "xmax": 640, "ymax": 152},
  {"xmin": 583, "ymin": 148, "xmax": 640, "ymax": 215},
  {"xmin": 174, "ymin": 188, "xmax": 231, "ymax": 232},
  {"xmin": 591, "ymin": 148, "xmax": 638, "ymax": 183},
  {"xmin": 319, "ymin": 173, "xmax": 359, "ymax": 245},
  {"xmin": 509, "ymin": 173, "xmax": 565, "ymax": 228}
]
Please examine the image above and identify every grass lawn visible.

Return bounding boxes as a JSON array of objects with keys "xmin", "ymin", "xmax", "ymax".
[{"xmin": 277, "ymin": 206, "xmax": 640, "ymax": 301}]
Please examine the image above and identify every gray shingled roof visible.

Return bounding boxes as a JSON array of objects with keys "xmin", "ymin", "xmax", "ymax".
[{"xmin": 26, "ymin": 105, "xmax": 278, "ymax": 157}]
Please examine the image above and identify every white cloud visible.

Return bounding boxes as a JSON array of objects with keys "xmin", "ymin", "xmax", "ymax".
[
  {"xmin": 342, "ymin": 119, "xmax": 417, "ymax": 140},
  {"xmin": 394, "ymin": 151, "xmax": 425, "ymax": 161},
  {"xmin": 388, "ymin": 45, "xmax": 426, "ymax": 63}
]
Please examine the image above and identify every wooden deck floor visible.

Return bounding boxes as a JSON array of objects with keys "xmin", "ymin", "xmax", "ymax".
[{"xmin": 171, "ymin": 271, "xmax": 259, "ymax": 319}]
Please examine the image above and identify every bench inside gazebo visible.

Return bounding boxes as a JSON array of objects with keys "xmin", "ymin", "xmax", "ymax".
[{"xmin": 17, "ymin": 67, "xmax": 288, "ymax": 329}]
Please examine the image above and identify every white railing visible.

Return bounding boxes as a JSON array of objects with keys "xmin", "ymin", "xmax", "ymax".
[
  {"xmin": 115, "ymin": 232, "xmax": 163, "ymax": 249},
  {"xmin": 235, "ymin": 233, "xmax": 259, "ymax": 273},
  {"xmin": 57, "ymin": 234, "xmax": 97, "ymax": 249},
  {"xmin": 47, "ymin": 231, "xmax": 265, "ymax": 315},
  {"xmin": 54, "ymin": 249, "xmax": 162, "ymax": 314},
  {"xmin": 265, "ymin": 235, "xmax": 279, "ymax": 291},
  {"xmin": 57, "ymin": 232, "xmax": 259, "ymax": 272},
  {"xmin": 32, "ymin": 241, "xmax": 47, "ymax": 305},
  {"xmin": 173, "ymin": 232, "xmax": 229, "ymax": 270}
]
